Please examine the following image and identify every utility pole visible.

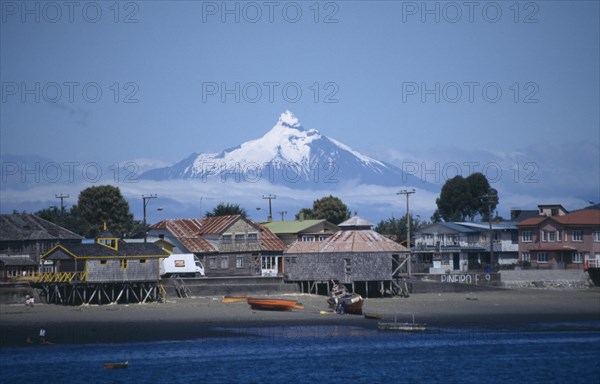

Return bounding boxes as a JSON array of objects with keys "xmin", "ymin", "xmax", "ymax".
[
  {"xmin": 397, "ymin": 189, "xmax": 415, "ymax": 275},
  {"xmin": 142, "ymin": 194, "xmax": 157, "ymax": 242},
  {"xmin": 55, "ymin": 194, "xmax": 69, "ymax": 214},
  {"xmin": 262, "ymin": 194, "xmax": 276, "ymax": 222},
  {"xmin": 481, "ymin": 193, "xmax": 498, "ymax": 271},
  {"xmin": 278, "ymin": 211, "xmax": 287, "ymax": 221}
]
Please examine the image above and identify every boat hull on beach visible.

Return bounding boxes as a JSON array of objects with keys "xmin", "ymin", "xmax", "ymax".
[
  {"xmin": 223, "ymin": 295, "xmax": 248, "ymax": 303},
  {"xmin": 247, "ymin": 298, "xmax": 297, "ymax": 311},
  {"xmin": 327, "ymin": 282, "xmax": 364, "ymax": 315}
]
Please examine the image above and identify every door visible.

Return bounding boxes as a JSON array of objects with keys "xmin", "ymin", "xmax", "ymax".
[
  {"xmin": 453, "ymin": 253, "xmax": 460, "ymax": 270},
  {"xmin": 261, "ymin": 256, "xmax": 278, "ymax": 277}
]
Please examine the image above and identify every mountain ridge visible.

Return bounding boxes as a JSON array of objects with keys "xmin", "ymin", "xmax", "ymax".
[{"xmin": 141, "ymin": 111, "xmax": 431, "ymax": 189}]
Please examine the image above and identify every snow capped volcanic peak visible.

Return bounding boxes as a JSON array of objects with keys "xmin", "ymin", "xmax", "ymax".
[
  {"xmin": 240, "ymin": 111, "xmax": 321, "ymax": 165},
  {"xmin": 278, "ymin": 110, "xmax": 302, "ymax": 128},
  {"xmin": 141, "ymin": 111, "xmax": 430, "ymax": 189}
]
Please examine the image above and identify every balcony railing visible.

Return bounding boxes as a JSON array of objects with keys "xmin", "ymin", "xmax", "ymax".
[{"xmin": 35, "ymin": 271, "xmax": 88, "ymax": 283}]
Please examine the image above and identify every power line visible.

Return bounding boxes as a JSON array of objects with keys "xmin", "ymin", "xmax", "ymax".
[
  {"xmin": 262, "ymin": 194, "xmax": 276, "ymax": 222},
  {"xmin": 55, "ymin": 194, "xmax": 69, "ymax": 213},
  {"xmin": 397, "ymin": 189, "xmax": 416, "ymax": 275}
]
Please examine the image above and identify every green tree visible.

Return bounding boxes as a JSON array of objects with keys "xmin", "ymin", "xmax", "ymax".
[
  {"xmin": 73, "ymin": 185, "xmax": 135, "ymax": 237},
  {"xmin": 295, "ymin": 195, "xmax": 350, "ymax": 225},
  {"xmin": 374, "ymin": 215, "xmax": 427, "ymax": 245},
  {"xmin": 205, "ymin": 202, "xmax": 248, "ymax": 218},
  {"xmin": 35, "ymin": 205, "xmax": 91, "ymax": 236},
  {"xmin": 435, "ymin": 173, "xmax": 498, "ymax": 222}
]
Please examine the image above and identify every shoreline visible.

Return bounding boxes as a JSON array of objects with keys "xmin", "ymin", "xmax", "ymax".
[{"xmin": 2, "ymin": 288, "xmax": 599, "ymax": 347}]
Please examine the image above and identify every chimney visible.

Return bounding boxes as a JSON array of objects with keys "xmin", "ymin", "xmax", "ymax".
[{"xmin": 299, "ymin": 212, "xmax": 304, "ymax": 221}]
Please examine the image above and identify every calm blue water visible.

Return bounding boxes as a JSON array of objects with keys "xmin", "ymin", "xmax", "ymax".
[{"xmin": 2, "ymin": 324, "xmax": 599, "ymax": 384}]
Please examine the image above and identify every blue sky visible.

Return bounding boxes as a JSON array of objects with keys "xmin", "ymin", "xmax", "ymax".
[{"xmin": 1, "ymin": 1, "xmax": 599, "ymax": 222}]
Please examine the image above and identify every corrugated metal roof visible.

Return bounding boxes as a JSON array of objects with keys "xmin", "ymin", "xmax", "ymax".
[
  {"xmin": 338, "ymin": 216, "xmax": 373, "ymax": 228},
  {"xmin": 150, "ymin": 216, "xmax": 286, "ymax": 253},
  {"xmin": 285, "ymin": 228, "xmax": 407, "ymax": 254},
  {"xmin": 151, "ymin": 221, "xmax": 209, "ymax": 252},
  {"xmin": 416, "ymin": 222, "xmax": 479, "ymax": 234},
  {"xmin": 261, "ymin": 220, "xmax": 337, "ymax": 234},
  {"xmin": 0, "ymin": 214, "xmax": 82, "ymax": 241},
  {"xmin": 42, "ymin": 241, "xmax": 169, "ymax": 259},
  {"xmin": 0, "ymin": 255, "xmax": 38, "ymax": 266},
  {"xmin": 198, "ymin": 215, "xmax": 242, "ymax": 234},
  {"xmin": 150, "ymin": 219, "xmax": 215, "ymax": 252},
  {"xmin": 254, "ymin": 222, "xmax": 287, "ymax": 252},
  {"xmin": 456, "ymin": 222, "xmax": 518, "ymax": 230}
]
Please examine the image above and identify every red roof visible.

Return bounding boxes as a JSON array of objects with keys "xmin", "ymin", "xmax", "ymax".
[
  {"xmin": 150, "ymin": 216, "xmax": 285, "ymax": 252},
  {"xmin": 150, "ymin": 219, "xmax": 214, "ymax": 253},
  {"xmin": 285, "ymin": 228, "xmax": 408, "ymax": 254},
  {"xmin": 518, "ymin": 209, "xmax": 600, "ymax": 227}
]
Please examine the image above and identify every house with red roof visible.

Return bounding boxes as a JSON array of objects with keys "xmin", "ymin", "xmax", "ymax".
[
  {"xmin": 517, "ymin": 208, "xmax": 600, "ymax": 269},
  {"xmin": 148, "ymin": 215, "xmax": 286, "ymax": 277}
]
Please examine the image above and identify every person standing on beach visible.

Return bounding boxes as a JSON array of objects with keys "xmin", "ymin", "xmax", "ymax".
[{"xmin": 39, "ymin": 328, "xmax": 46, "ymax": 344}]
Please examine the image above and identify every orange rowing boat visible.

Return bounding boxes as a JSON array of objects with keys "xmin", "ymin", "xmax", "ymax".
[
  {"xmin": 223, "ymin": 295, "xmax": 248, "ymax": 303},
  {"xmin": 247, "ymin": 298, "xmax": 297, "ymax": 311}
]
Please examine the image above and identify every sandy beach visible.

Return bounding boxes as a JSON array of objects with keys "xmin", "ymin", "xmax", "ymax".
[{"xmin": 1, "ymin": 288, "xmax": 599, "ymax": 346}]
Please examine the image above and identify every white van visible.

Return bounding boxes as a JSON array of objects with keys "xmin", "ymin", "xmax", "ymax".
[{"xmin": 160, "ymin": 254, "xmax": 205, "ymax": 278}]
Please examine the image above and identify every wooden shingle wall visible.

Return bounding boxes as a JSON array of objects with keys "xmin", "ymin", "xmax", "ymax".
[
  {"xmin": 284, "ymin": 252, "xmax": 393, "ymax": 283},
  {"xmin": 87, "ymin": 259, "xmax": 159, "ymax": 282}
]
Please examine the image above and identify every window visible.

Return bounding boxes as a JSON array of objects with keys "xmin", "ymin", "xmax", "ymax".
[
  {"xmin": 222, "ymin": 234, "xmax": 232, "ymax": 244},
  {"xmin": 522, "ymin": 231, "xmax": 532, "ymax": 242},
  {"xmin": 344, "ymin": 258, "xmax": 352, "ymax": 274},
  {"xmin": 220, "ymin": 256, "xmax": 229, "ymax": 269},
  {"xmin": 556, "ymin": 231, "xmax": 561, "ymax": 242},
  {"xmin": 594, "ymin": 231, "xmax": 600, "ymax": 242},
  {"xmin": 247, "ymin": 233, "xmax": 258, "ymax": 242},
  {"xmin": 521, "ymin": 252, "xmax": 531, "ymax": 262},
  {"xmin": 537, "ymin": 252, "xmax": 548, "ymax": 263},
  {"xmin": 236, "ymin": 256, "xmax": 244, "ymax": 269},
  {"xmin": 572, "ymin": 230, "xmax": 583, "ymax": 242},
  {"xmin": 119, "ymin": 259, "xmax": 128, "ymax": 269},
  {"xmin": 548, "ymin": 231, "xmax": 555, "ymax": 242},
  {"xmin": 302, "ymin": 235, "xmax": 315, "ymax": 242},
  {"xmin": 235, "ymin": 233, "xmax": 245, "ymax": 243},
  {"xmin": 573, "ymin": 252, "xmax": 583, "ymax": 263},
  {"xmin": 209, "ymin": 257, "xmax": 217, "ymax": 269},
  {"xmin": 446, "ymin": 234, "xmax": 458, "ymax": 245},
  {"xmin": 100, "ymin": 260, "xmax": 107, "ymax": 265},
  {"xmin": 541, "ymin": 231, "xmax": 547, "ymax": 242},
  {"xmin": 319, "ymin": 235, "xmax": 328, "ymax": 241},
  {"xmin": 139, "ymin": 259, "xmax": 147, "ymax": 264}
]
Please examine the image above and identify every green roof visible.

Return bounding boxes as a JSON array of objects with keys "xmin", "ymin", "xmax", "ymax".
[{"xmin": 261, "ymin": 220, "xmax": 330, "ymax": 234}]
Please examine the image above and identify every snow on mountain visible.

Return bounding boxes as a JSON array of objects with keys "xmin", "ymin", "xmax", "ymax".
[{"xmin": 141, "ymin": 111, "xmax": 430, "ymax": 189}]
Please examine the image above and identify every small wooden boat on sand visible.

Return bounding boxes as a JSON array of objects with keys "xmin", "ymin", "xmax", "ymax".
[
  {"xmin": 247, "ymin": 298, "xmax": 297, "ymax": 311},
  {"xmin": 327, "ymin": 282, "xmax": 364, "ymax": 315},
  {"xmin": 223, "ymin": 295, "xmax": 248, "ymax": 303},
  {"xmin": 364, "ymin": 313, "xmax": 385, "ymax": 320},
  {"xmin": 103, "ymin": 361, "xmax": 128, "ymax": 369}
]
